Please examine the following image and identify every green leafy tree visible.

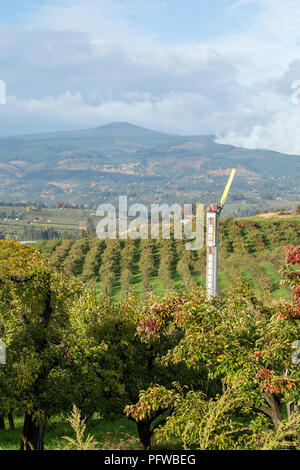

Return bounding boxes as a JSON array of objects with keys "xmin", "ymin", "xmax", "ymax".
[
  {"xmin": 124, "ymin": 293, "xmax": 209, "ymax": 449},
  {"xmin": 81, "ymin": 238, "xmax": 103, "ymax": 283},
  {"xmin": 132, "ymin": 245, "xmax": 300, "ymax": 449},
  {"xmin": 0, "ymin": 240, "xmax": 81, "ymax": 450},
  {"xmin": 139, "ymin": 240, "xmax": 156, "ymax": 292}
]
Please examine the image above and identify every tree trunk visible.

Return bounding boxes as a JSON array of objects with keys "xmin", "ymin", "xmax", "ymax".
[
  {"xmin": 21, "ymin": 413, "xmax": 45, "ymax": 450},
  {"xmin": 262, "ymin": 392, "xmax": 283, "ymax": 427},
  {"xmin": 0, "ymin": 416, "xmax": 5, "ymax": 430},
  {"xmin": 287, "ymin": 402, "xmax": 292, "ymax": 421},
  {"xmin": 294, "ymin": 405, "xmax": 300, "ymax": 445},
  {"xmin": 8, "ymin": 413, "xmax": 14, "ymax": 430},
  {"xmin": 137, "ymin": 420, "xmax": 152, "ymax": 450}
]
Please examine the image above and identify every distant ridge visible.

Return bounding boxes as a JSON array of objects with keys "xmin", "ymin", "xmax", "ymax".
[
  {"xmin": 0, "ymin": 121, "xmax": 214, "ymax": 142},
  {"xmin": 0, "ymin": 121, "xmax": 298, "ymax": 214}
]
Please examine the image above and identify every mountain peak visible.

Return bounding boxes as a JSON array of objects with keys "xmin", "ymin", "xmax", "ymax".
[{"xmin": 92, "ymin": 121, "xmax": 171, "ymax": 135}]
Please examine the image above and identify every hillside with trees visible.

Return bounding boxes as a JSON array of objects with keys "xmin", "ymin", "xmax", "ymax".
[
  {"xmin": 33, "ymin": 217, "xmax": 300, "ymax": 301},
  {"xmin": 0, "ymin": 123, "xmax": 299, "ymax": 217}
]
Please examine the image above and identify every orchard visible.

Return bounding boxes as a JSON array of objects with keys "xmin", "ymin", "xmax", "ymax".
[{"xmin": 0, "ymin": 239, "xmax": 299, "ymax": 450}]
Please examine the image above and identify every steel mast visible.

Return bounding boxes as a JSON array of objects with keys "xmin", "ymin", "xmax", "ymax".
[{"xmin": 206, "ymin": 169, "xmax": 236, "ymax": 299}]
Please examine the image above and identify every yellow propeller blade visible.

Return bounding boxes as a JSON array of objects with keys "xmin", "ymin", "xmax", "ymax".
[{"xmin": 220, "ymin": 169, "xmax": 236, "ymax": 207}]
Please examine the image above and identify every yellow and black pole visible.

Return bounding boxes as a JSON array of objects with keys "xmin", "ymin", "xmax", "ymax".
[{"xmin": 206, "ymin": 169, "xmax": 235, "ymax": 299}]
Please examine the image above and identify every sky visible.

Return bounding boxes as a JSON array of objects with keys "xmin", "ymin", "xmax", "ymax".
[{"xmin": 1, "ymin": 0, "xmax": 300, "ymax": 154}]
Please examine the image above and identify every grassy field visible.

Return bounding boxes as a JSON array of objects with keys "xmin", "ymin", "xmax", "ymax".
[
  {"xmin": 0, "ymin": 205, "xmax": 92, "ymax": 240},
  {"xmin": 0, "ymin": 414, "xmax": 182, "ymax": 450},
  {"xmin": 0, "ymin": 415, "xmax": 139, "ymax": 450},
  {"xmin": 243, "ymin": 211, "xmax": 300, "ymax": 222}
]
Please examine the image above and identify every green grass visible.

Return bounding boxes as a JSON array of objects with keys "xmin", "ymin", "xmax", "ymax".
[
  {"xmin": 260, "ymin": 263, "xmax": 291, "ymax": 299},
  {"xmin": 0, "ymin": 415, "xmax": 139, "ymax": 451},
  {"xmin": 239, "ymin": 268, "xmax": 261, "ymax": 293},
  {"xmin": 150, "ymin": 275, "xmax": 165, "ymax": 297},
  {"xmin": 190, "ymin": 270, "xmax": 205, "ymax": 287},
  {"xmin": 0, "ymin": 414, "xmax": 182, "ymax": 450},
  {"xmin": 218, "ymin": 272, "xmax": 231, "ymax": 291},
  {"xmin": 173, "ymin": 272, "xmax": 185, "ymax": 290},
  {"xmin": 242, "ymin": 214, "xmax": 300, "ymax": 223}
]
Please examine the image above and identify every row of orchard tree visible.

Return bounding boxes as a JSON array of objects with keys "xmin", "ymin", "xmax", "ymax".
[
  {"xmin": 37, "ymin": 217, "xmax": 300, "ymax": 300},
  {"xmin": 0, "ymin": 240, "xmax": 299, "ymax": 450}
]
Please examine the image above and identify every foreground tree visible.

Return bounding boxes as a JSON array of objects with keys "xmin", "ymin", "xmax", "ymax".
[
  {"xmin": 0, "ymin": 241, "xmax": 81, "ymax": 450},
  {"xmin": 124, "ymin": 293, "xmax": 210, "ymax": 449},
  {"xmin": 65, "ymin": 290, "xmax": 141, "ymax": 422},
  {"xmin": 129, "ymin": 246, "xmax": 300, "ymax": 450}
]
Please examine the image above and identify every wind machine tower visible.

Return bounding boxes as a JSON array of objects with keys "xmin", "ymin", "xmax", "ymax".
[{"xmin": 206, "ymin": 169, "xmax": 236, "ymax": 299}]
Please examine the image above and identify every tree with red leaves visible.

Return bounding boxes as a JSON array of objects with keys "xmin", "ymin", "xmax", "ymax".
[
  {"xmin": 130, "ymin": 248, "xmax": 300, "ymax": 449},
  {"xmin": 279, "ymin": 245, "xmax": 300, "ymax": 318}
]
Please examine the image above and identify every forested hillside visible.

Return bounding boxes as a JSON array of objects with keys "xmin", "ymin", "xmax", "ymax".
[{"xmin": 0, "ymin": 122, "xmax": 299, "ymax": 216}]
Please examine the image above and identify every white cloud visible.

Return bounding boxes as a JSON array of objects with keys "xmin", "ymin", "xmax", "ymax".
[
  {"xmin": 213, "ymin": 0, "xmax": 300, "ymax": 153},
  {"xmin": 0, "ymin": 3, "xmax": 242, "ymax": 136},
  {"xmin": 0, "ymin": 90, "xmax": 219, "ymax": 136},
  {"xmin": 1, "ymin": 0, "xmax": 300, "ymax": 154},
  {"xmin": 217, "ymin": 102, "xmax": 300, "ymax": 155}
]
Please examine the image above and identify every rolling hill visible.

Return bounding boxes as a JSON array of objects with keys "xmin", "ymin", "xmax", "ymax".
[{"xmin": 0, "ymin": 122, "xmax": 299, "ymax": 216}]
